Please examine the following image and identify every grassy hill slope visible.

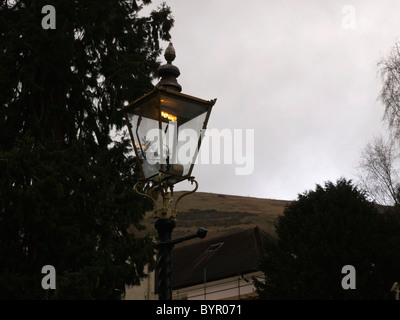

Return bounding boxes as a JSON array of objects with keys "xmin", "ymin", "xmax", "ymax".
[{"xmin": 140, "ymin": 192, "xmax": 291, "ymax": 241}]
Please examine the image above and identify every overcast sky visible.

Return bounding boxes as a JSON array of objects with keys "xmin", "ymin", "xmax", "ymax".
[{"xmin": 142, "ymin": 0, "xmax": 400, "ymax": 201}]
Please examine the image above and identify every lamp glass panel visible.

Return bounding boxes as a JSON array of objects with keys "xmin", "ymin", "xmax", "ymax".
[
  {"xmin": 161, "ymin": 110, "xmax": 208, "ymax": 176},
  {"xmin": 127, "ymin": 113, "xmax": 164, "ymax": 179}
]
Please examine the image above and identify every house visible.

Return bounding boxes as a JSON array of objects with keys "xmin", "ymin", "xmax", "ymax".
[
  {"xmin": 171, "ymin": 226, "xmax": 270, "ymax": 300},
  {"xmin": 125, "ymin": 226, "xmax": 272, "ymax": 300}
]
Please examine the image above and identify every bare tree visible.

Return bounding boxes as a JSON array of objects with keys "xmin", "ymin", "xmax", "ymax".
[
  {"xmin": 357, "ymin": 136, "xmax": 400, "ymax": 206},
  {"xmin": 357, "ymin": 41, "xmax": 400, "ymax": 206},
  {"xmin": 378, "ymin": 41, "xmax": 400, "ymax": 138}
]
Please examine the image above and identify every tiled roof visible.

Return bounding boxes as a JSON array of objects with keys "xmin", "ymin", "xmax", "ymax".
[{"xmin": 171, "ymin": 226, "xmax": 273, "ymax": 289}]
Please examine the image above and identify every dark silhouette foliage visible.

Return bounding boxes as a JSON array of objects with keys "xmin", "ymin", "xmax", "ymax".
[
  {"xmin": 0, "ymin": 0, "xmax": 174, "ymax": 299},
  {"xmin": 255, "ymin": 178, "xmax": 400, "ymax": 299}
]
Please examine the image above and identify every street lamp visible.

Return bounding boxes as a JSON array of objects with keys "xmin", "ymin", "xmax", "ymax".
[{"xmin": 122, "ymin": 43, "xmax": 216, "ymax": 300}]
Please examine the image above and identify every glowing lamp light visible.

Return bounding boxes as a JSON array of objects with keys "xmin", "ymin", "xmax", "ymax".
[{"xmin": 161, "ymin": 111, "xmax": 177, "ymax": 122}]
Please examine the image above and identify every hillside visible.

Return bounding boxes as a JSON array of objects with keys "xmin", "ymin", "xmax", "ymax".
[{"xmin": 139, "ymin": 191, "xmax": 291, "ymax": 242}]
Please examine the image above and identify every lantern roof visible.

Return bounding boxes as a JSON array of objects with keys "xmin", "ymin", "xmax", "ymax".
[{"xmin": 122, "ymin": 86, "xmax": 216, "ymax": 114}]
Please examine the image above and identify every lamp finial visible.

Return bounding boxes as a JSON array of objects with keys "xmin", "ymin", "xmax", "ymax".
[
  {"xmin": 164, "ymin": 42, "xmax": 176, "ymax": 64},
  {"xmin": 157, "ymin": 43, "xmax": 182, "ymax": 92}
]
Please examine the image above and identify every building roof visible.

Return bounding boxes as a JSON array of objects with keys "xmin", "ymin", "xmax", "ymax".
[{"xmin": 171, "ymin": 226, "xmax": 273, "ymax": 290}]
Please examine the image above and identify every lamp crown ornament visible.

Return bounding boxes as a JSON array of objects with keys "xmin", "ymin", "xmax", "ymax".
[{"xmin": 157, "ymin": 42, "xmax": 182, "ymax": 92}]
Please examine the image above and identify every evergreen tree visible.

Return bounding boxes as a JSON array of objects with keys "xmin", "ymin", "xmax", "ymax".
[
  {"xmin": 255, "ymin": 178, "xmax": 400, "ymax": 299},
  {"xmin": 0, "ymin": 0, "xmax": 174, "ymax": 299}
]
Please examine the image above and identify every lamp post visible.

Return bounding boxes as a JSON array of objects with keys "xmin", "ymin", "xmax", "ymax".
[{"xmin": 122, "ymin": 43, "xmax": 216, "ymax": 300}]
